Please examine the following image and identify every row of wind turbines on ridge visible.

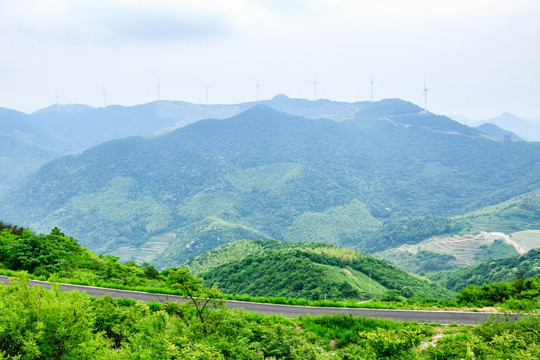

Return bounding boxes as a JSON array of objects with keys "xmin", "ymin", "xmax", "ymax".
[{"xmin": 54, "ymin": 78, "xmax": 430, "ymax": 113}]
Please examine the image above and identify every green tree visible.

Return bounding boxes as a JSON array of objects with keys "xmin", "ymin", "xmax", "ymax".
[{"xmin": 166, "ymin": 268, "xmax": 224, "ymax": 331}]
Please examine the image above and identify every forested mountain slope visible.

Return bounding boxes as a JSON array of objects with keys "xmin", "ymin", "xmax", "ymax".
[
  {"xmin": 28, "ymin": 95, "xmax": 367, "ymax": 154},
  {"xmin": 188, "ymin": 240, "xmax": 452, "ymax": 301},
  {"xmin": 1, "ymin": 102, "xmax": 538, "ymax": 267},
  {"xmin": 428, "ymin": 248, "xmax": 540, "ymax": 291},
  {"xmin": 0, "ymin": 107, "xmax": 63, "ymax": 193}
]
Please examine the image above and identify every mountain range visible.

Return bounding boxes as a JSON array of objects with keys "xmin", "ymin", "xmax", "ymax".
[
  {"xmin": 453, "ymin": 112, "xmax": 540, "ymax": 142},
  {"xmin": 1, "ymin": 99, "xmax": 538, "ymax": 268},
  {"xmin": 0, "ymin": 95, "xmax": 366, "ymax": 194}
]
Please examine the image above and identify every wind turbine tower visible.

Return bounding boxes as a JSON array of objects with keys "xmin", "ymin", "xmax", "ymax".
[
  {"xmin": 370, "ymin": 76, "xmax": 375, "ymax": 102},
  {"xmin": 256, "ymin": 77, "xmax": 261, "ymax": 102},
  {"xmin": 423, "ymin": 79, "xmax": 429, "ymax": 114},
  {"xmin": 157, "ymin": 81, "xmax": 161, "ymax": 101},
  {"xmin": 310, "ymin": 79, "xmax": 317, "ymax": 100},
  {"xmin": 102, "ymin": 86, "xmax": 108, "ymax": 107},
  {"xmin": 204, "ymin": 86, "xmax": 209, "ymax": 105},
  {"xmin": 55, "ymin": 91, "xmax": 60, "ymax": 113}
]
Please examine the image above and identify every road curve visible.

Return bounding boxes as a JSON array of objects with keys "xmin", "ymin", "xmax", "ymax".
[{"xmin": 0, "ymin": 275, "xmax": 496, "ymax": 325}]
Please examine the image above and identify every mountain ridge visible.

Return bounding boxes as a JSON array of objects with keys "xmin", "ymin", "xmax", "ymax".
[{"xmin": 1, "ymin": 102, "xmax": 538, "ymax": 267}]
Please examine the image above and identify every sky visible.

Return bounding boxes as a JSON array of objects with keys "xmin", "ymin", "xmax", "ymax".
[{"xmin": 0, "ymin": 0, "xmax": 539, "ymax": 120}]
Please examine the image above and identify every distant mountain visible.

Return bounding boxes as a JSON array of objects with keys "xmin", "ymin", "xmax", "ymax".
[
  {"xmin": 2, "ymin": 95, "xmax": 367, "ymax": 193},
  {"xmin": 0, "ymin": 107, "xmax": 63, "ymax": 193},
  {"xmin": 483, "ymin": 113, "xmax": 540, "ymax": 141},
  {"xmin": 1, "ymin": 102, "xmax": 538, "ymax": 268},
  {"xmin": 453, "ymin": 112, "xmax": 540, "ymax": 142},
  {"xmin": 476, "ymin": 123, "xmax": 523, "ymax": 141},
  {"xmin": 28, "ymin": 95, "xmax": 368, "ymax": 154},
  {"xmin": 188, "ymin": 239, "xmax": 452, "ymax": 300}
]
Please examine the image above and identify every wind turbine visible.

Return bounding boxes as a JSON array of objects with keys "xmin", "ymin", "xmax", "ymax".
[
  {"xmin": 204, "ymin": 86, "xmax": 209, "ymax": 105},
  {"xmin": 102, "ymin": 85, "xmax": 108, "ymax": 107},
  {"xmin": 54, "ymin": 91, "xmax": 60, "ymax": 112},
  {"xmin": 157, "ymin": 81, "xmax": 161, "ymax": 101},
  {"xmin": 256, "ymin": 77, "xmax": 261, "ymax": 102},
  {"xmin": 310, "ymin": 79, "xmax": 317, "ymax": 100},
  {"xmin": 370, "ymin": 76, "xmax": 375, "ymax": 102},
  {"xmin": 423, "ymin": 79, "xmax": 429, "ymax": 114}
]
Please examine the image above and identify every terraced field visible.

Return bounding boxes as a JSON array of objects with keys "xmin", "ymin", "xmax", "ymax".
[
  {"xmin": 112, "ymin": 232, "xmax": 176, "ymax": 264},
  {"xmin": 510, "ymin": 230, "xmax": 540, "ymax": 252},
  {"xmin": 375, "ymin": 232, "xmax": 518, "ymax": 273}
]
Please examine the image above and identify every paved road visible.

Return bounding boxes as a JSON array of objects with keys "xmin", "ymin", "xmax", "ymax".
[{"xmin": 0, "ymin": 275, "xmax": 497, "ymax": 325}]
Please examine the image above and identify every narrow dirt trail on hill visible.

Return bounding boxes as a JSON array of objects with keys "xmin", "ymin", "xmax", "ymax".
[{"xmin": 500, "ymin": 233, "xmax": 526, "ymax": 254}]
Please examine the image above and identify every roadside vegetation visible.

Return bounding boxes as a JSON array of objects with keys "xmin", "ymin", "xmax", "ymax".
[
  {"xmin": 1, "ymin": 271, "xmax": 539, "ymax": 359},
  {"xmin": 1, "ymin": 223, "xmax": 539, "ymax": 312},
  {"xmin": 1, "ymin": 221, "xmax": 540, "ymax": 358}
]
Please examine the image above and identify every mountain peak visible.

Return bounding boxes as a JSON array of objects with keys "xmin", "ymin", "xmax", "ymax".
[
  {"xmin": 233, "ymin": 104, "xmax": 292, "ymax": 120},
  {"xmin": 270, "ymin": 94, "xmax": 291, "ymax": 102}
]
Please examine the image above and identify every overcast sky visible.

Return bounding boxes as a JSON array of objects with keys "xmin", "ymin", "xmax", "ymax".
[{"xmin": 0, "ymin": 0, "xmax": 539, "ymax": 119}]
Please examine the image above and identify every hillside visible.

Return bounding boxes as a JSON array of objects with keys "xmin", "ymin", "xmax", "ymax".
[
  {"xmin": 454, "ymin": 190, "xmax": 540, "ymax": 234},
  {"xmin": 428, "ymin": 248, "xmax": 540, "ymax": 291},
  {"xmin": 0, "ymin": 108, "xmax": 62, "ymax": 193},
  {"xmin": 479, "ymin": 112, "xmax": 540, "ymax": 141},
  {"xmin": 1, "ymin": 102, "xmax": 539, "ymax": 267},
  {"xmin": 476, "ymin": 122, "xmax": 523, "ymax": 141},
  {"xmin": 28, "ymin": 95, "xmax": 367, "ymax": 154},
  {"xmin": 191, "ymin": 240, "xmax": 452, "ymax": 301},
  {"xmin": 373, "ymin": 192, "xmax": 539, "ymax": 273},
  {"xmin": 2, "ymin": 95, "xmax": 366, "ymax": 192},
  {"xmin": 375, "ymin": 234, "xmax": 518, "ymax": 274}
]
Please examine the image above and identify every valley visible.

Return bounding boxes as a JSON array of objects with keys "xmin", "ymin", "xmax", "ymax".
[{"xmin": 1, "ymin": 100, "xmax": 538, "ymax": 270}]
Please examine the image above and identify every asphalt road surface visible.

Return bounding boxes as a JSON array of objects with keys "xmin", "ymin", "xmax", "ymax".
[{"xmin": 0, "ymin": 275, "xmax": 498, "ymax": 325}]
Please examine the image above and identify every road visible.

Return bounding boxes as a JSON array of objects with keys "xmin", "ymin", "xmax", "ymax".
[{"xmin": 0, "ymin": 275, "xmax": 497, "ymax": 325}]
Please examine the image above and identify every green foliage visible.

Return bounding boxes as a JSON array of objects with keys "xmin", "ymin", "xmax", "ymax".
[
  {"xmin": 0, "ymin": 275, "xmax": 111, "ymax": 359},
  {"xmin": 473, "ymin": 238, "xmax": 517, "ymax": 262},
  {"xmin": 0, "ymin": 226, "xmax": 166, "ymax": 289},
  {"xmin": 455, "ymin": 274, "xmax": 540, "ymax": 307},
  {"xmin": 362, "ymin": 216, "xmax": 465, "ymax": 252},
  {"xmin": 429, "ymin": 248, "xmax": 540, "ymax": 292},
  {"xmin": 455, "ymin": 190, "xmax": 540, "ymax": 234},
  {"xmin": 423, "ymin": 313, "xmax": 540, "ymax": 359},
  {"xmin": 198, "ymin": 241, "xmax": 452, "ymax": 301},
  {"xmin": 185, "ymin": 239, "xmax": 289, "ymax": 276},
  {"xmin": 2, "ymin": 272, "xmax": 540, "ymax": 359},
  {"xmin": 2, "ymin": 104, "xmax": 539, "ymax": 265}
]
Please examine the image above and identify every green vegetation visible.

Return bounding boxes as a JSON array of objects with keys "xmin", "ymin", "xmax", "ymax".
[
  {"xmin": 1, "ymin": 273, "xmax": 539, "ymax": 359},
  {"xmin": 454, "ymin": 190, "xmax": 540, "ymax": 234},
  {"xmin": 429, "ymin": 248, "xmax": 540, "ymax": 292},
  {"xmin": 375, "ymin": 232, "xmax": 520, "ymax": 275},
  {"xmin": 456, "ymin": 273, "xmax": 540, "ymax": 309},
  {"xmin": 0, "ymin": 224, "xmax": 441, "ymax": 305},
  {"xmin": 186, "ymin": 239, "xmax": 312, "ymax": 276},
  {"xmin": 1, "ymin": 222, "xmax": 540, "ymax": 358},
  {"xmin": 473, "ymin": 238, "xmax": 517, "ymax": 262},
  {"xmin": 198, "ymin": 240, "xmax": 452, "ymax": 301},
  {"xmin": 1, "ymin": 104, "xmax": 539, "ymax": 266},
  {"xmin": 360, "ymin": 216, "xmax": 465, "ymax": 252},
  {"xmin": 0, "ymin": 108, "xmax": 61, "ymax": 193},
  {"xmin": 0, "ymin": 225, "xmax": 164, "ymax": 289}
]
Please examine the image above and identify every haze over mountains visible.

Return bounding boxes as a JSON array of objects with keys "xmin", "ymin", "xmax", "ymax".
[
  {"xmin": 453, "ymin": 112, "xmax": 540, "ymax": 142},
  {"xmin": 1, "ymin": 98, "xmax": 538, "ymax": 268},
  {"xmin": 0, "ymin": 95, "xmax": 367, "ymax": 193}
]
